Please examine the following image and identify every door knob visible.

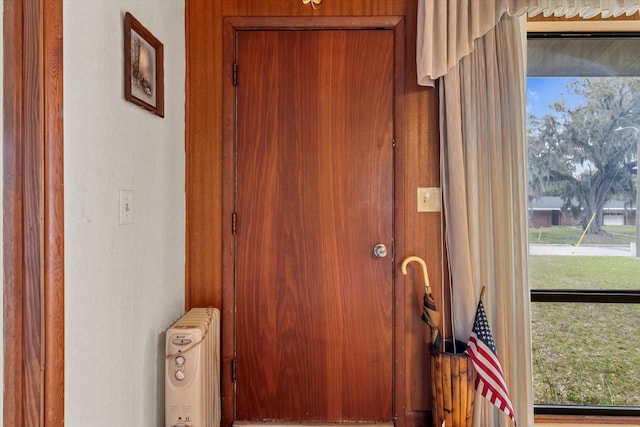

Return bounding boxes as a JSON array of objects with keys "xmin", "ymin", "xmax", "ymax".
[{"xmin": 373, "ymin": 243, "xmax": 388, "ymax": 258}]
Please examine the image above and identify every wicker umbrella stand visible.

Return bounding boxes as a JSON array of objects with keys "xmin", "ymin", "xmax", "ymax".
[{"xmin": 430, "ymin": 339, "xmax": 475, "ymax": 427}]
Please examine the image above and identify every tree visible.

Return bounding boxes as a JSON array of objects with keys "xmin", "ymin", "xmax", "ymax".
[{"xmin": 528, "ymin": 78, "xmax": 639, "ymax": 234}]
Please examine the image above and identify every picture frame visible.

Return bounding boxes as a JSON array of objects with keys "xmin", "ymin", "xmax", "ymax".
[{"xmin": 124, "ymin": 12, "xmax": 164, "ymax": 117}]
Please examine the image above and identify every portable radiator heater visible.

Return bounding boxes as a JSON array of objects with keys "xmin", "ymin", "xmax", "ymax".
[{"xmin": 165, "ymin": 307, "xmax": 220, "ymax": 427}]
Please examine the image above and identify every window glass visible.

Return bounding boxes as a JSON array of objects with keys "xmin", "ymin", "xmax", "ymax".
[
  {"xmin": 532, "ymin": 302, "xmax": 640, "ymax": 406},
  {"xmin": 527, "ymin": 34, "xmax": 640, "ymax": 410}
]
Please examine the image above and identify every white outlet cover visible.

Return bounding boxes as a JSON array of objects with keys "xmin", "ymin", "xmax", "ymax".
[{"xmin": 119, "ymin": 189, "xmax": 133, "ymax": 224}]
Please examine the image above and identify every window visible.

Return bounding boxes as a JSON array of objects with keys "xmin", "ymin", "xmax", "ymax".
[{"xmin": 527, "ymin": 32, "xmax": 640, "ymax": 417}]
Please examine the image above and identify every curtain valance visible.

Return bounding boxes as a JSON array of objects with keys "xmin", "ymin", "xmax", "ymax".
[{"xmin": 417, "ymin": 0, "xmax": 640, "ymax": 86}]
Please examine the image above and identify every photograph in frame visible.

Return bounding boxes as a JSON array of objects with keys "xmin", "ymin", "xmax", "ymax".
[{"xmin": 124, "ymin": 12, "xmax": 164, "ymax": 117}]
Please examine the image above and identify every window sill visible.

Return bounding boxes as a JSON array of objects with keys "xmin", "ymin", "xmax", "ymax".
[{"xmin": 535, "ymin": 414, "xmax": 640, "ymax": 426}]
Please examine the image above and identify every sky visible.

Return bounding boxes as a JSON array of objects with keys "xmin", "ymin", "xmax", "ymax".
[{"xmin": 526, "ymin": 77, "xmax": 581, "ymax": 118}]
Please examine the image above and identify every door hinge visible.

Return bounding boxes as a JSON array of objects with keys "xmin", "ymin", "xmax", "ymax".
[
  {"xmin": 392, "ymin": 138, "xmax": 396, "ymax": 147},
  {"xmin": 233, "ymin": 63, "xmax": 238, "ymax": 86},
  {"xmin": 231, "ymin": 358, "xmax": 237, "ymax": 382},
  {"xmin": 232, "ymin": 212, "xmax": 238, "ymax": 236}
]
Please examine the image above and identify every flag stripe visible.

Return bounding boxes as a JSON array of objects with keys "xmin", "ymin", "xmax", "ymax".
[
  {"xmin": 478, "ymin": 377, "xmax": 514, "ymax": 413},
  {"xmin": 474, "ymin": 364, "xmax": 513, "ymax": 409},
  {"xmin": 472, "ymin": 357, "xmax": 511, "ymax": 401},
  {"xmin": 468, "ymin": 340, "xmax": 516, "ymax": 419},
  {"xmin": 467, "ymin": 336, "xmax": 510, "ymax": 394},
  {"xmin": 469, "ymin": 335, "xmax": 504, "ymax": 373},
  {"xmin": 468, "ymin": 346, "xmax": 511, "ymax": 398}
]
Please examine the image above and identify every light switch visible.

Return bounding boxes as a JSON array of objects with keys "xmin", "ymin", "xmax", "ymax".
[
  {"xmin": 119, "ymin": 189, "xmax": 133, "ymax": 224},
  {"xmin": 417, "ymin": 187, "xmax": 441, "ymax": 212}
]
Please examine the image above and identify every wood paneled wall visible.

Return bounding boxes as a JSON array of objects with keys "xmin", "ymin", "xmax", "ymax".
[{"xmin": 185, "ymin": 1, "xmax": 442, "ymax": 425}]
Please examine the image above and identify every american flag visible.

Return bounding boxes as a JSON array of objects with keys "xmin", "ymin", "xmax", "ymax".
[{"xmin": 465, "ymin": 300, "xmax": 517, "ymax": 426}]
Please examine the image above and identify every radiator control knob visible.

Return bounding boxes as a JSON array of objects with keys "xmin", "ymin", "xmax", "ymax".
[
  {"xmin": 175, "ymin": 370, "xmax": 186, "ymax": 381},
  {"xmin": 175, "ymin": 356, "xmax": 185, "ymax": 366}
]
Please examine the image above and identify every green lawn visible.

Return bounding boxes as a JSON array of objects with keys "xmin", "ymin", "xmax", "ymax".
[
  {"xmin": 529, "ymin": 225, "xmax": 635, "ymax": 245},
  {"xmin": 530, "ymin": 255, "xmax": 640, "ymax": 406},
  {"xmin": 530, "ymin": 255, "xmax": 640, "ymax": 290}
]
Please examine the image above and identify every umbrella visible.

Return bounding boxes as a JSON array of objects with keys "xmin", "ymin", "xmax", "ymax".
[{"xmin": 401, "ymin": 256, "xmax": 441, "ymax": 346}]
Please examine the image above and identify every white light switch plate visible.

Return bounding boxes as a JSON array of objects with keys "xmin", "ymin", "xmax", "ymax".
[{"xmin": 119, "ymin": 189, "xmax": 133, "ymax": 224}]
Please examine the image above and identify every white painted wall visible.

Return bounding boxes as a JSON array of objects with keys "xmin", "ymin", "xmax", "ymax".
[{"xmin": 64, "ymin": 1, "xmax": 185, "ymax": 426}]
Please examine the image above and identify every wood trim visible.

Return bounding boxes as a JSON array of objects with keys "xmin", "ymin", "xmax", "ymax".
[
  {"xmin": 221, "ymin": 16, "xmax": 406, "ymax": 427},
  {"xmin": 527, "ymin": 20, "xmax": 640, "ymax": 32},
  {"xmin": 43, "ymin": 0, "xmax": 65, "ymax": 425},
  {"xmin": 223, "ymin": 15, "xmax": 405, "ymax": 29},
  {"xmin": 221, "ymin": 17, "xmax": 235, "ymax": 427},
  {"xmin": 392, "ymin": 17, "xmax": 407, "ymax": 427},
  {"xmin": 527, "ymin": 11, "xmax": 640, "ymax": 32},
  {"xmin": 3, "ymin": 0, "xmax": 64, "ymax": 425}
]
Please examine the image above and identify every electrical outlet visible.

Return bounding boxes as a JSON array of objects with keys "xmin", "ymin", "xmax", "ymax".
[
  {"xmin": 119, "ymin": 189, "xmax": 133, "ymax": 224},
  {"xmin": 417, "ymin": 187, "xmax": 441, "ymax": 212}
]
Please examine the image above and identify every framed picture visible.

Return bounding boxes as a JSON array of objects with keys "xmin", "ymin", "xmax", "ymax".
[{"xmin": 124, "ymin": 12, "xmax": 164, "ymax": 117}]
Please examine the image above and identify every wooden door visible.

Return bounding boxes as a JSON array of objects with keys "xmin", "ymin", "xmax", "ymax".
[{"xmin": 234, "ymin": 29, "xmax": 395, "ymax": 423}]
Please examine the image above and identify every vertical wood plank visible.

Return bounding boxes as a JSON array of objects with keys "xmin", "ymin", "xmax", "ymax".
[
  {"xmin": 43, "ymin": 0, "xmax": 65, "ymax": 425},
  {"xmin": 434, "ymin": 353, "xmax": 444, "ymax": 427},
  {"xmin": 460, "ymin": 357, "xmax": 468, "ymax": 427},
  {"xmin": 443, "ymin": 358, "xmax": 453, "ymax": 427},
  {"xmin": 3, "ymin": 1, "xmax": 26, "ymax": 425},
  {"xmin": 430, "ymin": 354, "xmax": 437, "ymax": 426},
  {"xmin": 466, "ymin": 363, "xmax": 475, "ymax": 427},
  {"xmin": 185, "ymin": 0, "xmax": 223, "ymax": 310},
  {"xmin": 3, "ymin": 0, "xmax": 64, "ymax": 425},
  {"xmin": 22, "ymin": 0, "xmax": 44, "ymax": 423},
  {"xmin": 452, "ymin": 356, "xmax": 461, "ymax": 427}
]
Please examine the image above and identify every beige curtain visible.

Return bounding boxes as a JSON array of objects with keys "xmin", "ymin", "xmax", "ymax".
[{"xmin": 439, "ymin": 15, "xmax": 532, "ymax": 427}]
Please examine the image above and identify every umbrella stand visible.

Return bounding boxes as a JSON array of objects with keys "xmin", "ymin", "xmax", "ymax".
[
  {"xmin": 429, "ymin": 339, "xmax": 475, "ymax": 427},
  {"xmin": 402, "ymin": 256, "xmax": 475, "ymax": 427}
]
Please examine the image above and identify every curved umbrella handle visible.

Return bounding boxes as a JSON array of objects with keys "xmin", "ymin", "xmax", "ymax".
[
  {"xmin": 401, "ymin": 255, "xmax": 431, "ymax": 293},
  {"xmin": 401, "ymin": 255, "xmax": 440, "ymax": 346}
]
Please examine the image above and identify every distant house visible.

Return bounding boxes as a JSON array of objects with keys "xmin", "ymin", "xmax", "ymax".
[
  {"xmin": 529, "ymin": 197, "xmax": 578, "ymax": 227},
  {"xmin": 602, "ymin": 199, "xmax": 636, "ymax": 226},
  {"xmin": 529, "ymin": 196, "xmax": 637, "ymax": 228}
]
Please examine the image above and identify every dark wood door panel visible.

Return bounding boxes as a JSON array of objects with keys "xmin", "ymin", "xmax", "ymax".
[{"xmin": 235, "ymin": 29, "xmax": 395, "ymax": 422}]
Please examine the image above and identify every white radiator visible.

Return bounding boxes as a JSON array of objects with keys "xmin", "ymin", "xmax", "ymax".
[{"xmin": 165, "ymin": 307, "xmax": 220, "ymax": 427}]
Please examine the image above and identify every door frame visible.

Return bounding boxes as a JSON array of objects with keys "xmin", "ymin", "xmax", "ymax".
[
  {"xmin": 221, "ymin": 16, "xmax": 406, "ymax": 427},
  {"xmin": 3, "ymin": 0, "xmax": 65, "ymax": 426}
]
